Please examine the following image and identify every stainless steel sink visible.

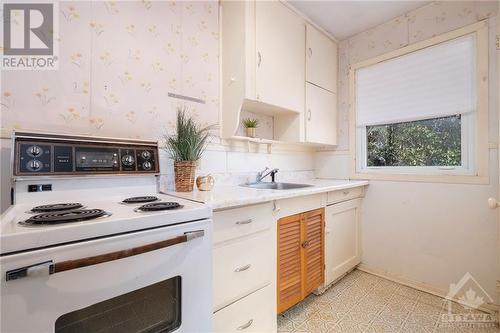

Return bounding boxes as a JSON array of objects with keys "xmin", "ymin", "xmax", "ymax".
[{"xmin": 241, "ymin": 182, "xmax": 313, "ymax": 190}]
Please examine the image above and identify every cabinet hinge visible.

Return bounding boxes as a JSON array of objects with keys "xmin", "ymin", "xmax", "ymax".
[
  {"xmin": 496, "ymin": 35, "xmax": 500, "ymax": 50},
  {"xmin": 496, "ymin": 280, "xmax": 500, "ymax": 294}
]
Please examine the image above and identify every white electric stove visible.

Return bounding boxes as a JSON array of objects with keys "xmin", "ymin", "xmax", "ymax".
[{"xmin": 0, "ymin": 132, "xmax": 213, "ymax": 333}]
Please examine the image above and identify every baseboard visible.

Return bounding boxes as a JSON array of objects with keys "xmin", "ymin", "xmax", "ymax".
[{"xmin": 357, "ymin": 263, "xmax": 500, "ymax": 315}]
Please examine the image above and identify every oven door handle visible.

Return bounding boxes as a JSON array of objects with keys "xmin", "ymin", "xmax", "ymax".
[{"xmin": 5, "ymin": 230, "xmax": 204, "ymax": 281}]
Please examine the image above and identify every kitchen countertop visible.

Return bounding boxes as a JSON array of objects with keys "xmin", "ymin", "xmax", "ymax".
[{"xmin": 164, "ymin": 179, "xmax": 369, "ymax": 210}]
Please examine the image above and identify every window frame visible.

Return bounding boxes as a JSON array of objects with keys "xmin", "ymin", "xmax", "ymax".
[
  {"xmin": 356, "ymin": 113, "xmax": 476, "ymax": 176},
  {"xmin": 349, "ymin": 21, "xmax": 489, "ymax": 184}
]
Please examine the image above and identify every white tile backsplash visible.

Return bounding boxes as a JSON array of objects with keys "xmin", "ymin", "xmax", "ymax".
[
  {"xmin": 198, "ymin": 150, "xmax": 227, "ymax": 174},
  {"xmin": 269, "ymin": 152, "xmax": 315, "ymax": 171},
  {"xmin": 226, "ymin": 151, "xmax": 271, "ymax": 173},
  {"xmin": 157, "ymin": 147, "xmax": 315, "ymax": 191}
]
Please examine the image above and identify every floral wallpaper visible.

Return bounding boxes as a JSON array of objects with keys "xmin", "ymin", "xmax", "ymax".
[
  {"xmin": 1, "ymin": 0, "xmax": 220, "ymax": 140},
  {"xmin": 335, "ymin": 0, "xmax": 498, "ymax": 151}
]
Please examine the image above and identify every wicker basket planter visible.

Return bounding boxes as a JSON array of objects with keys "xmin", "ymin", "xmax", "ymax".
[{"xmin": 174, "ymin": 161, "xmax": 197, "ymax": 192}]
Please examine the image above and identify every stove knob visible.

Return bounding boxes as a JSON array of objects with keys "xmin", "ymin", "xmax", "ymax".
[
  {"xmin": 142, "ymin": 161, "xmax": 152, "ymax": 170},
  {"xmin": 141, "ymin": 150, "xmax": 151, "ymax": 160},
  {"xmin": 27, "ymin": 145, "xmax": 42, "ymax": 157},
  {"xmin": 26, "ymin": 159, "xmax": 42, "ymax": 172},
  {"xmin": 122, "ymin": 154, "xmax": 135, "ymax": 166}
]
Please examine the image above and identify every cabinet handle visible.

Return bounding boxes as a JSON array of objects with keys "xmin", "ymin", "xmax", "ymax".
[
  {"xmin": 301, "ymin": 240, "xmax": 310, "ymax": 248},
  {"xmin": 307, "ymin": 109, "xmax": 312, "ymax": 121},
  {"xmin": 308, "ymin": 47, "xmax": 312, "ymax": 57},
  {"xmin": 343, "ymin": 191, "xmax": 350, "ymax": 195},
  {"xmin": 237, "ymin": 319, "xmax": 253, "ymax": 330},
  {"xmin": 273, "ymin": 201, "xmax": 281, "ymax": 212},
  {"xmin": 257, "ymin": 52, "xmax": 262, "ymax": 67},
  {"xmin": 235, "ymin": 219, "xmax": 252, "ymax": 225},
  {"xmin": 234, "ymin": 264, "xmax": 251, "ymax": 272}
]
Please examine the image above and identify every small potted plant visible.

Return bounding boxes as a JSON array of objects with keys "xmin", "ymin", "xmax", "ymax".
[
  {"xmin": 164, "ymin": 109, "xmax": 213, "ymax": 192},
  {"xmin": 242, "ymin": 118, "xmax": 259, "ymax": 138}
]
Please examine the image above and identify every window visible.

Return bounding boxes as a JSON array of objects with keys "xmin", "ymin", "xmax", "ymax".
[
  {"xmin": 366, "ymin": 115, "xmax": 462, "ymax": 167},
  {"xmin": 350, "ymin": 21, "xmax": 489, "ymax": 182}
]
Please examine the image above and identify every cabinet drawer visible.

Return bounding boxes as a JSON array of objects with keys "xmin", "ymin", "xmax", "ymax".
[
  {"xmin": 327, "ymin": 187, "xmax": 364, "ymax": 205},
  {"xmin": 213, "ymin": 285, "xmax": 276, "ymax": 333},
  {"xmin": 213, "ymin": 203, "xmax": 273, "ymax": 245},
  {"xmin": 213, "ymin": 231, "xmax": 272, "ymax": 311}
]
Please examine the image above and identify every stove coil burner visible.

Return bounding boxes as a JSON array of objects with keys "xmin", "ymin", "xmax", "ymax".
[
  {"xmin": 21, "ymin": 209, "xmax": 110, "ymax": 226},
  {"xmin": 122, "ymin": 196, "xmax": 159, "ymax": 204},
  {"xmin": 134, "ymin": 202, "xmax": 182, "ymax": 212},
  {"xmin": 30, "ymin": 203, "xmax": 84, "ymax": 213}
]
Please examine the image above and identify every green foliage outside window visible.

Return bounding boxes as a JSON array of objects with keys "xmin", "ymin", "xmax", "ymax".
[{"xmin": 367, "ymin": 115, "xmax": 461, "ymax": 167}]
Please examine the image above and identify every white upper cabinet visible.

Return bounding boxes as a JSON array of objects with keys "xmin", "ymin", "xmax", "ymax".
[
  {"xmin": 255, "ymin": 1, "xmax": 305, "ymax": 114},
  {"xmin": 306, "ymin": 24, "xmax": 338, "ymax": 93},
  {"xmin": 220, "ymin": 0, "xmax": 305, "ymax": 140},
  {"xmin": 305, "ymin": 83, "xmax": 337, "ymax": 145},
  {"xmin": 304, "ymin": 24, "xmax": 338, "ymax": 145},
  {"xmin": 220, "ymin": 1, "xmax": 337, "ymax": 145}
]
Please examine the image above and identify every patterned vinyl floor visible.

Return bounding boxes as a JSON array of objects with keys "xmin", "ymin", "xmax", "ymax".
[{"xmin": 278, "ymin": 269, "xmax": 499, "ymax": 333}]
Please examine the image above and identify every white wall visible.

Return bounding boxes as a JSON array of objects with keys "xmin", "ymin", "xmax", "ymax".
[
  {"xmin": 361, "ymin": 156, "xmax": 498, "ymax": 299},
  {"xmin": 316, "ymin": 1, "xmax": 499, "ymax": 300}
]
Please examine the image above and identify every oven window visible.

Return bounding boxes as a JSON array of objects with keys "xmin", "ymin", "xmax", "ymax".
[{"xmin": 55, "ymin": 276, "xmax": 181, "ymax": 333}]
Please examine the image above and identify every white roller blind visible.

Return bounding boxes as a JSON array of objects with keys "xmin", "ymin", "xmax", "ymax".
[{"xmin": 356, "ymin": 34, "xmax": 476, "ymax": 127}]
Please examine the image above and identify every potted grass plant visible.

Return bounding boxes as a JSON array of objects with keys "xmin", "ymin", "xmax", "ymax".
[
  {"xmin": 164, "ymin": 109, "xmax": 213, "ymax": 192},
  {"xmin": 242, "ymin": 118, "xmax": 259, "ymax": 138}
]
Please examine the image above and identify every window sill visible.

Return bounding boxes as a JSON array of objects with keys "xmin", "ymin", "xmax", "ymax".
[{"xmin": 350, "ymin": 172, "xmax": 489, "ymax": 185}]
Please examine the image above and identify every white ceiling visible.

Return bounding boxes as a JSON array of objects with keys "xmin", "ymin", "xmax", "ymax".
[{"xmin": 289, "ymin": 1, "xmax": 430, "ymax": 40}]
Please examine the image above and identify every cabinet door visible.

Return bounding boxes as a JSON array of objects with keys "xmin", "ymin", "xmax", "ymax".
[
  {"xmin": 306, "ymin": 24, "xmax": 338, "ymax": 93},
  {"xmin": 305, "ymin": 83, "xmax": 337, "ymax": 145},
  {"xmin": 325, "ymin": 199, "xmax": 362, "ymax": 286},
  {"xmin": 277, "ymin": 213, "xmax": 302, "ymax": 313},
  {"xmin": 303, "ymin": 208, "xmax": 325, "ymax": 295},
  {"xmin": 255, "ymin": 1, "xmax": 305, "ymax": 113}
]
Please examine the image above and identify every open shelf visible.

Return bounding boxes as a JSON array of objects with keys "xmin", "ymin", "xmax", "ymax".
[
  {"xmin": 230, "ymin": 135, "xmax": 281, "ymax": 144},
  {"xmin": 227, "ymin": 135, "xmax": 286, "ymax": 153}
]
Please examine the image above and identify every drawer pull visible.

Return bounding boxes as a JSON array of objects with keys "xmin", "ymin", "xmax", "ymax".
[
  {"xmin": 236, "ymin": 219, "xmax": 253, "ymax": 225},
  {"xmin": 237, "ymin": 319, "xmax": 253, "ymax": 330},
  {"xmin": 343, "ymin": 191, "xmax": 350, "ymax": 195},
  {"xmin": 234, "ymin": 264, "xmax": 251, "ymax": 272}
]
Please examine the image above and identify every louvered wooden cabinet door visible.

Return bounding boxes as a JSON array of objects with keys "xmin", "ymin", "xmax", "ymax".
[
  {"xmin": 277, "ymin": 213, "xmax": 303, "ymax": 313},
  {"xmin": 303, "ymin": 208, "xmax": 325, "ymax": 294},
  {"xmin": 277, "ymin": 208, "xmax": 325, "ymax": 313}
]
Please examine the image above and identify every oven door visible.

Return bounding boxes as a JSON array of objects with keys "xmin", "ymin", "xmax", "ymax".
[{"xmin": 1, "ymin": 219, "xmax": 212, "ymax": 333}]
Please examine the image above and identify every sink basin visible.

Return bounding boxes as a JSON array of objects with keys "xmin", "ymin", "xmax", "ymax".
[{"xmin": 241, "ymin": 182, "xmax": 313, "ymax": 190}]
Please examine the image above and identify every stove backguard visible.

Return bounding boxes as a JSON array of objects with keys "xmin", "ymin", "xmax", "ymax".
[{"xmin": 12, "ymin": 131, "xmax": 159, "ymax": 177}]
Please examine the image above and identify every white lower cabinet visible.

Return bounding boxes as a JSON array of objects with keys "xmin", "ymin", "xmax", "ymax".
[
  {"xmin": 213, "ymin": 231, "xmax": 272, "ymax": 310},
  {"xmin": 213, "ymin": 204, "xmax": 277, "ymax": 332},
  {"xmin": 213, "ymin": 285, "xmax": 276, "ymax": 333},
  {"xmin": 325, "ymin": 198, "xmax": 362, "ymax": 286}
]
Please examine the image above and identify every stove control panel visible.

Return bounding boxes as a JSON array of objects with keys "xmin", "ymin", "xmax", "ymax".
[{"xmin": 13, "ymin": 132, "xmax": 159, "ymax": 176}]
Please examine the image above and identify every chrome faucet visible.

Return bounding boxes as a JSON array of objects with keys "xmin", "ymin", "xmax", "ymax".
[{"xmin": 256, "ymin": 167, "xmax": 279, "ymax": 183}]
